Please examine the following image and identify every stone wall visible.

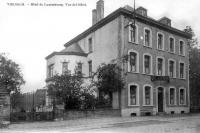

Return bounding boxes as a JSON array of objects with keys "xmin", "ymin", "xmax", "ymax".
[{"xmin": 56, "ymin": 109, "xmax": 121, "ymax": 120}]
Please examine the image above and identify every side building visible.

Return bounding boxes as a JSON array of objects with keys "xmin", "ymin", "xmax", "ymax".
[{"xmin": 45, "ymin": 0, "xmax": 192, "ymax": 116}]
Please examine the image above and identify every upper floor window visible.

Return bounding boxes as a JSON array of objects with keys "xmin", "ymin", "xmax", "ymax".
[
  {"xmin": 179, "ymin": 62, "xmax": 185, "ymax": 79},
  {"xmin": 157, "ymin": 57, "xmax": 165, "ymax": 76},
  {"xmin": 179, "ymin": 40, "xmax": 185, "ymax": 56},
  {"xmin": 169, "ymin": 37, "xmax": 175, "ymax": 53},
  {"xmin": 143, "ymin": 54, "xmax": 152, "ymax": 74},
  {"xmin": 168, "ymin": 59, "xmax": 176, "ymax": 78},
  {"xmin": 129, "ymin": 23, "xmax": 138, "ymax": 43},
  {"xmin": 128, "ymin": 50, "xmax": 139, "ymax": 73},
  {"xmin": 88, "ymin": 60, "xmax": 92, "ymax": 77},
  {"xmin": 88, "ymin": 38, "xmax": 93, "ymax": 53},
  {"xmin": 179, "ymin": 88, "xmax": 186, "ymax": 105},
  {"xmin": 157, "ymin": 33, "xmax": 164, "ymax": 50},
  {"xmin": 48, "ymin": 64, "xmax": 54, "ymax": 78},
  {"xmin": 62, "ymin": 62, "xmax": 70, "ymax": 75},
  {"xmin": 144, "ymin": 28, "xmax": 151, "ymax": 47},
  {"xmin": 128, "ymin": 83, "xmax": 139, "ymax": 106}
]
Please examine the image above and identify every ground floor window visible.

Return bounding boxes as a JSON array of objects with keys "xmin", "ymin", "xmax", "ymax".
[
  {"xmin": 179, "ymin": 88, "xmax": 186, "ymax": 105},
  {"xmin": 169, "ymin": 88, "xmax": 176, "ymax": 105},
  {"xmin": 143, "ymin": 85, "xmax": 152, "ymax": 105},
  {"xmin": 128, "ymin": 83, "xmax": 139, "ymax": 106}
]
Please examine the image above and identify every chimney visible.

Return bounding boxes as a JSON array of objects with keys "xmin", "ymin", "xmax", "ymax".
[
  {"xmin": 136, "ymin": 6, "xmax": 147, "ymax": 17},
  {"xmin": 159, "ymin": 17, "xmax": 171, "ymax": 26},
  {"xmin": 92, "ymin": 0, "xmax": 104, "ymax": 25},
  {"xmin": 92, "ymin": 9, "xmax": 97, "ymax": 25},
  {"xmin": 124, "ymin": 5, "xmax": 134, "ymax": 12},
  {"xmin": 96, "ymin": 0, "xmax": 104, "ymax": 22}
]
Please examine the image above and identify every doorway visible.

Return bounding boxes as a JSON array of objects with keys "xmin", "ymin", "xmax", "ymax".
[{"xmin": 157, "ymin": 87, "xmax": 164, "ymax": 112}]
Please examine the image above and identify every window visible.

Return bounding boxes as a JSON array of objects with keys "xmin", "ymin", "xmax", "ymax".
[
  {"xmin": 62, "ymin": 62, "xmax": 69, "ymax": 74},
  {"xmin": 179, "ymin": 62, "xmax": 185, "ymax": 79},
  {"xmin": 129, "ymin": 23, "xmax": 138, "ymax": 43},
  {"xmin": 168, "ymin": 59, "xmax": 176, "ymax": 78},
  {"xmin": 169, "ymin": 37, "xmax": 175, "ymax": 53},
  {"xmin": 48, "ymin": 64, "xmax": 54, "ymax": 78},
  {"xmin": 144, "ymin": 54, "xmax": 152, "ymax": 74},
  {"xmin": 128, "ymin": 83, "xmax": 139, "ymax": 106},
  {"xmin": 144, "ymin": 86, "xmax": 151, "ymax": 105},
  {"xmin": 157, "ymin": 33, "xmax": 164, "ymax": 50},
  {"xmin": 76, "ymin": 62, "xmax": 82, "ymax": 75},
  {"xmin": 169, "ymin": 88, "xmax": 176, "ymax": 105},
  {"xmin": 157, "ymin": 57, "xmax": 165, "ymax": 76},
  {"xmin": 128, "ymin": 50, "xmax": 139, "ymax": 72},
  {"xmin": 144, "ymin": 28, "xmax": 151, "ymax": 47},
  {"xmin": 88, "ymin": 38, "xmax": 93, "ymax": 53},
  {"xmin": 179, "ymin": 40, "xmax": 185, "ymax": 56},
  {"xmin": 179, "ymin": 88, "xmax": 186, "ymax": 105},
  {"xmin": 88, "ymin": 61, "xmax": 92, "ymax": 77}
]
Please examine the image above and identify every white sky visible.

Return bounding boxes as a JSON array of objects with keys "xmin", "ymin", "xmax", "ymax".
[{"xmin": 0, "ymin": 0, "xmax": 199, "ymax": 93}]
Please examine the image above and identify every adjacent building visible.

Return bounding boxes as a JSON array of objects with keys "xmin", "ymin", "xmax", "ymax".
[{"xmin": 46, "ymin": 0, "xmax": 192, "ymax": 116}]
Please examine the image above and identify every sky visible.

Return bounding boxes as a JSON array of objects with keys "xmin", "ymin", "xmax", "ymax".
[{"xmin": 0, "ymin": 0, "xmax": 199, "ymax": 93}]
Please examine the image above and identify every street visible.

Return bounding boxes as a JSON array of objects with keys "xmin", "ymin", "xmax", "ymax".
[{"xmin": 1, "ymin": 113, "xmax": 200, "ymax": 133}]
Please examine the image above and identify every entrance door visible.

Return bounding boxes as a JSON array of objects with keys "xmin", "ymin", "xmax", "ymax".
[{"xmin": 158, "ymin": 87, "xmax": 164, "ymax": 112}]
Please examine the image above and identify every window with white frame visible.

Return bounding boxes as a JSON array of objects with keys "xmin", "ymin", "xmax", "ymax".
[
  {"xmin": 169, "ymin": 88, "xmax": 176, "ymax": 105},
  {"xmin": 144, "ymin": 54, "xmax": 152, "ymax": 74},
  {"xmin": 76, "ymin": 62, "xmax": 82, "ymax": 75},
  {"xmin": 168, "ymin": 59, "xmax": 176, "ymax": 78},
  {"xmin": 144, "ymin": 28, "xmax": 151, "ymax": 47},
  {"xmin": 129, "ymin": 23, "xmax": 138, "ymax": 43},
  {"xmin": 179, "ymin": 88, "xmax": 186, "ymax": 105},
  {"xmin": 128, "ymin": 84, "xmax": 139, "ymax": 106},
  {"xmin": 157, "ymin": 33, "xmax": 164, "ymax": 50},
  {"xmin": 128, "ymin": 50, "xmax": 139, "ymax": 72},
  {"xmin": 144, "ymin": 85, "xmax": 152, "ymax": 105},
  {"xmin": 179, "ymin": 62, "xmax": 185, "ymax": 79},
  {"xmin": 62, "ymin": 62, "xmax": 69, "ymax": 74},
  {"xmin": 157, "ymin": 57, "xmax": 165, "ymax": 76},
  {"xmin": 169, "ymin": 37, "xmax": 175, "ymax": 53},
  {"xmin": 48, "ymin": 64, "xmax": 54, "ymax": 78},
  {"xmin": 179, "ymin": 40, "xmax": 185, "ymax": 56}
]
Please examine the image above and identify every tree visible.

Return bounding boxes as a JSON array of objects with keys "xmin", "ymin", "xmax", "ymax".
[
  {"xmin": 47, "ymin": 73, "xmax": 83, "ymax": 109},
  {"xmin": 94, "ymin": 63, "xmax": 124, "ymax": 93},
  {"xmin": 0, "ymin": 54, "xmax": 25, "ymax": 93},
  {"xmin": 184, "ymin": 26, "xmax": 198, "ymax": 48},
  {"xmin": 184, "ymin": 26, "xmax": 200, "ymax": 111},
  {"xmin": 93, "ymin": 63, "xmax": 125, "ymax": 106},
  {"xmin": 10, "ymin": 90, "xmax": 23, "ymax": 112}
]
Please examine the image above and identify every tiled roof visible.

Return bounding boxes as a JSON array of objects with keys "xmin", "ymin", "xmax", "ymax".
[
  {"xmin": 61, "ymin": 43, "xmax": 85, "ymax": 54},
  {"xmin": 45, "ymin": 43, "xmax": 87, "ymax": 60},
  {"xmin": 64, "ymin": 7, "xmax": 192, "ymax": 47}
]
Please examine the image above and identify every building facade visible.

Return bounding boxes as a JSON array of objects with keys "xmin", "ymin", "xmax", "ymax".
[{"xmin": 46, "ymin": 0, "xmax": 192, "ymax": 116}]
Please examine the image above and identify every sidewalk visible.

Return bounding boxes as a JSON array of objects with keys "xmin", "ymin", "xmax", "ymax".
[{"xmin": 1, "ymin": 113, "xmax": 200, "ymax": 133}]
